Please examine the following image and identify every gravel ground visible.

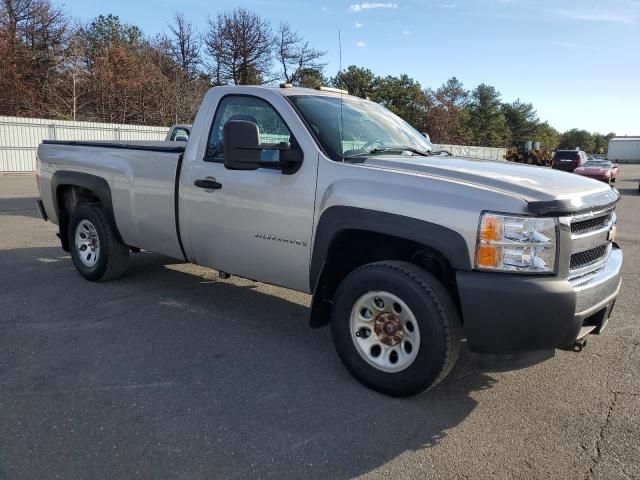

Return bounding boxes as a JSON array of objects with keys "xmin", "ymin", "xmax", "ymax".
[{"xmin": 0, "ymin": 168, "xmax": 638, "ymax": 480}]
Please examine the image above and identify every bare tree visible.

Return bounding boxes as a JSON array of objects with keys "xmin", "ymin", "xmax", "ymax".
[
  {"xmin": 168, "ymin": 12, "xmax": 201, "ymax": 79},
  {"xmin": 275, "ymin": 22, "xmax": 298, "ymax": 83},
  {"xmin": 275, "ymin": 22, "xmax": 326, "ymax": 85},
  {"xmin": 43, "ymin": 31, "xmax": 88, "ymax": 120},
  {"xmin": 204, "ymin": 8, "xmax": 273, "ymax": 85}
]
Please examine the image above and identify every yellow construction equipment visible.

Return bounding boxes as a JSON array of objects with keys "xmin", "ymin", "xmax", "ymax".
[{"xmin": 504, "ymin": 141, "xmax": 553, "ymax": 166}]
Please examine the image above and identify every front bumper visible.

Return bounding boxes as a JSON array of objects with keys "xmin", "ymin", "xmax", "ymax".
[{"xmin": 456, "ymin": 245, "xmax": 623, "ymax": 354}]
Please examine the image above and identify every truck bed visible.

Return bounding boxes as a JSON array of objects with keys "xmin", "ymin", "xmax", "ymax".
[
  {"xmin": 42, "ymin": 140, "xmax": 186, "ymax": 154},
  {"xmin": 38, "ymin": 140, "xmax": 186, "ymax": 260}
]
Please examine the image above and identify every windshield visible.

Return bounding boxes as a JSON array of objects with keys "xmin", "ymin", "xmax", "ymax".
[
  {"xmin": 288, "ymin": 95, "xmax": 434, "ymax": 161},
  {"xmin": 554, "ymin": 150, "xmax": 579, "ymax": 160},
  {"xmin": 584, "ymin": 161, "xmax": 612, "ymax": 168}
]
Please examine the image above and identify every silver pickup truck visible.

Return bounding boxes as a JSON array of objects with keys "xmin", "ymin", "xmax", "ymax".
[{"xmin": 35, "ymin": 85, "xmax": 623, "ymax": 397}]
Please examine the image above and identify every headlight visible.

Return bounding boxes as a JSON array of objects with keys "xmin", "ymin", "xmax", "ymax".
[{"xmin": 475, "ymin": 212, "xmax": 557, "ymax": 273}]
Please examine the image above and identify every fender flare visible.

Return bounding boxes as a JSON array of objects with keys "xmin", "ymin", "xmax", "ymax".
[
  {"xmin": 309, "ymin": 206, "xmax": 472, "ymax": 293},
  {"xmin": 51, "ymin": 171, "xmax": 124, "ymax": 245}
]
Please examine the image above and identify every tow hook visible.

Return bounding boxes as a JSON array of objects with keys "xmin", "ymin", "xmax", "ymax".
[{"xmin": 565, "ymin": 338, "xmax": 587, "ymax": 352}]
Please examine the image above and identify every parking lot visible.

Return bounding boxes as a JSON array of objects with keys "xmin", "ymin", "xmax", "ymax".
[{"xmin": 0, "ymin": 168, "xmax": 638, "ymax": 480}]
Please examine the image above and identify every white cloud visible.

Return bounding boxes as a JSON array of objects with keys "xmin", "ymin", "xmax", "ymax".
[
  {"xmin": 348, "ymin": 3, "xmax": 398, "ymax": 12},
  {"xmin": 355, "ymin": 41, "xmax": 367, "ymax": 47},
  {"xmin": 355, "ymin": 22, "xmax": 364, "ymax": 28},
  {"xmin": 440, "ymin": 3, "xmax": 456, "ymax": 8},
  {"xmin": 555, "ymin": 9, "xmax": 636, "ymax": 24},
  {"xmin": 402, "ymin": 29, "xmax": 411, "ymax": 35}
]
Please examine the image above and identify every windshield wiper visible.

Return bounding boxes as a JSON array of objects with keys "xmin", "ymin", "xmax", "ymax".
[
  {"xmin": 374, "ymin": 146, "xmax": 430, "ymax": 156},
  {"xmin": 427, "ymin": 149, "xmax": 452, "ymax": 156},
  {"xmin": 344, "ymin": 145, "xmax": 430, "ymax": 159}
]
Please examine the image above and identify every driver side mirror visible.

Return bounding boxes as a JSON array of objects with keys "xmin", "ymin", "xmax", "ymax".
[
  {"xmin": 223, "ymin": 120, "xmax": 303, "ymax": 174},
  {"xmin": 224, "ymin": 120, "xmax": 262, "ymax": 170},
  {"xmin": 421, "ymin": 132, "xmax": 431, "ymax": 143}
]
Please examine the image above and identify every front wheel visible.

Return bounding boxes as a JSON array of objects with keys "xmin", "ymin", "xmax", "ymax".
[
  {"xmin": 331, "ymin": 261, "xmax": 461, "ymax": 397},
  {"xmin": 68, "ymin": 204, "xmax": 129, "ymax": 281}
]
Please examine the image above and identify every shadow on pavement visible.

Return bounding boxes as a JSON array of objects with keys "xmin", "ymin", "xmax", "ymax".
[
  {"xmin": 0, "ymin": 196, "xmax": 40, "ymax": 218},
  {"xmin": 0, "ymin": 247, "xmax": 495, "ymax": 480},
  {"xmin": 617, "ymin": 186, "xmax": 639, "ymax": 196}
]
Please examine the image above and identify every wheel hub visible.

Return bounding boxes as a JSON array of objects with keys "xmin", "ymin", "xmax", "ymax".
[
  {"xmin": 350, "ymin": 290, "xmax": 421, "ymax": 373},
  {"xmin": 374, "ymin": 312, "xmax": 404, "ymax": 346},
  {"xmin": 75, "ymin": 219, "xmax": 100, "ymax": 268}
]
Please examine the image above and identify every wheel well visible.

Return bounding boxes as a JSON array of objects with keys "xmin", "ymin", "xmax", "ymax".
[
  {"xmin": 56, "ymin": 185, "xmax": 102, "ymax": 251},
  {"xmin": 310, "ymin": 229, "xmax": 460, "ymax": 327}
]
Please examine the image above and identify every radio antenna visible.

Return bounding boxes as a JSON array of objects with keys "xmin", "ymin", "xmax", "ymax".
[{"xmin": 339, "ymin": 29, "xmax": 344, "ymax": 161}]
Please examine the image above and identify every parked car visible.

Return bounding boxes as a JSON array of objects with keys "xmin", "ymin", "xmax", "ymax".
[
  {"xmin": 34, "ymin": 85, "xmax": 623, "ymax": 397},
  {"xmin": 551, "ymin": 149, "xmax": 588, "ymax": 172},
  {"xmin": 574, "ymin": 159, "xmax": 619, "ymax": 184},
  {"xmin": 165, "ymin": 124, "xmax": 191, "ymax": 142}
]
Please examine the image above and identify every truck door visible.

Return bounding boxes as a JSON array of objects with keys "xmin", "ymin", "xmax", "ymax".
[{"xmin": 182, "ymin": 92, "xmax": 318, "ymax": 293}]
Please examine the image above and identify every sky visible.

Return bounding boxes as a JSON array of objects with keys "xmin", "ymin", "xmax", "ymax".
[{"xmin": 61, "ymin": 0, "xmax": 640, "ymax": 135}]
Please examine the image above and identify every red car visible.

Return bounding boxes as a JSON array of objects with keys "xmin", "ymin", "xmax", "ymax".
[{"xmin": 573, "ymin": 159, "xmax": 619, "ymax": 184}]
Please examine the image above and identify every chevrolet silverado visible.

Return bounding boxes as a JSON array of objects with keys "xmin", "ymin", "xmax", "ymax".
[{"xmin": 35, "ymin": 85, "xmax": 623, "ymax": 396}]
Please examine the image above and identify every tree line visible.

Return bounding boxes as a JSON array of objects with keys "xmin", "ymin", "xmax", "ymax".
[{"xmin": 0, "ymin": 0, "xmax": 615, "ymax": 151}]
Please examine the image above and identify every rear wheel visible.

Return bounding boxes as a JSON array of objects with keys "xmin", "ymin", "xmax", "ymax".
[
  {"xmin": 331, "ymin": 261, "xmax": 461, "ymax": 397},
  {"xmin": 68, "ymin": 204, "xmax": 129, "ymax": 281}
]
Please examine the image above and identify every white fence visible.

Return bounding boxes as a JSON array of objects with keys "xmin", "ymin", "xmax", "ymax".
[
  {"xmin": 0, "ymin": 115, "xmax": 507, "ymax": 172},
  {"xmin": 0, "ymin": 116, "xmax": 169, "ymax": 172}
]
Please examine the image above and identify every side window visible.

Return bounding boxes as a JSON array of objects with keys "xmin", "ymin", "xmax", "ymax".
[{"xmin": 205, "ymin": 96, "xmax": 292, "ymax": 162}]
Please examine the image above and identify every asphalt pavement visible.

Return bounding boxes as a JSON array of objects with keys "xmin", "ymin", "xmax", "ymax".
[{"xmin": 0, "ymin": 169, "xmax": 638, "ymax": 480}]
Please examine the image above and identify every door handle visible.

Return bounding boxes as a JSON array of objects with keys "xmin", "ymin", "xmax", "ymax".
[{"xmin": 194, "ymin": 178, "xmax": 222, "ymax": 190}]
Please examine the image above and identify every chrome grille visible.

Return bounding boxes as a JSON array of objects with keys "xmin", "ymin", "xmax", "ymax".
[
  {"xmin": 570, "ymin": 244, "xmax": 609, "ymax": 270},
  {"xmin": 566, "ymin": 207, "xmax": 616, "ymax": 280},
  {"xmin": 571, "ymin": 212, "xmax": 613, "ymax": 235}
]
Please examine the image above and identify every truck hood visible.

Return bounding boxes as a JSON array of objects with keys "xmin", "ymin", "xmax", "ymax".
[{"xmin": 359, "ymin": 155, "xmax": 615, "ymax": 209}]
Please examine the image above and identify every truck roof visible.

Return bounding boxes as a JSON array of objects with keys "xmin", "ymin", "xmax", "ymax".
[
  {"xmin": 211, "ymin": 85, "xmax": 358, "ymax": 99},
  {"xmin": 272, "ymin": 86, "xmax": 355, "ymax": 98}
]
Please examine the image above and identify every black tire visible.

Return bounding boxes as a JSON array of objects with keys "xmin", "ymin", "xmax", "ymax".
[
  {"xmin": 331, "ymin": 261, "xmax": 461, "ymax": 397},
  {"xmin": 68, "ymin": 204, "xmax": 129, "ymax": 281}
]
